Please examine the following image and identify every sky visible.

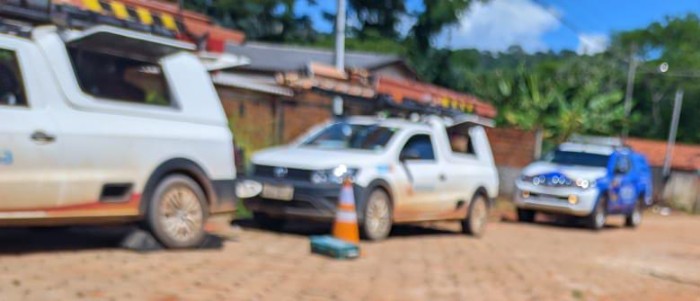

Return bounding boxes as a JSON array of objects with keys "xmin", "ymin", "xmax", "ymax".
[{"xmin": 294, "ymin": 0, "xmax": 700, "ymax": 54}]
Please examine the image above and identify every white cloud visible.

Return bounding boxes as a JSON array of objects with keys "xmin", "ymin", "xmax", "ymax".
[
  {"xmin": 440, "ymin": 0, "xmax": 560, "ymax": 52},
  {"xmin": 577, "ymin": 33, "xmax": 609, "ymax": 55}
]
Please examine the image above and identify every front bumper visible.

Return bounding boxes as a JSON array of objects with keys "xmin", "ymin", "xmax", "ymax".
[
  {"xmin": 242, "ymin": 176, "xmax": 364, "ymax": 222},
  {"xmin": 513, "ymin": 181, "xmax": 600, "ymax": 216}
]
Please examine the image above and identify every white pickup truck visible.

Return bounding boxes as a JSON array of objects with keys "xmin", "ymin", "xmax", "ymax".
[
  {"xmin": 0, "ymin": 20, "xmax": 236, "ymax": 248},
  {"xmin": 244, "ymin": 115, "xmax": 499, "ymax": 240}
]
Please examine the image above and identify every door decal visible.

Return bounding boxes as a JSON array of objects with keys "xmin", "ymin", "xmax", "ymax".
[{"xmin": 0, "ymin": 149, "xmax": 12, "ymax": 165}]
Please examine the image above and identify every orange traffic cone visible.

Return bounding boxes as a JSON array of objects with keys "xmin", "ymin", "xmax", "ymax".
[{"xmin": 332, "ymin": 178, "xmax": 360, "ymax": 245}]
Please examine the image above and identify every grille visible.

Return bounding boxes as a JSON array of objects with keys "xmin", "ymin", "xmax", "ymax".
[{"xmin": 254, "ymin": 165, "xmax": 312, "ymax": 181}]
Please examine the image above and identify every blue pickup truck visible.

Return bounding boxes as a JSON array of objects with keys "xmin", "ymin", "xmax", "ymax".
[{"xmin": 513, "ymin": 139, "xmax": 653, "ymax": 230}]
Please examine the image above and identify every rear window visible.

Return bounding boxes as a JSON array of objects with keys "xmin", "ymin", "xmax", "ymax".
[
  {"xmin": 67, "ymin": 48, "xmax": 171, "ymax": 106},
  {"xmin": 545, "ymin": 150, "xmax": 610, "ymax": 168}
]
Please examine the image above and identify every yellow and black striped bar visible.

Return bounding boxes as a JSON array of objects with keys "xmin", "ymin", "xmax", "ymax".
[{"xmin": 79, "ymin": 0, "xmax": 179, "ymax": 32}]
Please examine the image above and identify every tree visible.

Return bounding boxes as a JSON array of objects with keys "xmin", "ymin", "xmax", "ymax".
[
  {"xmin": 184, "ymin": 0, "xmax": 319, "ymax": 42},
  {"xmin": 348, "ymin": 0, "xmax": 406, "ymax": 40},
  {"xmin": 611, "ymin": 14, "xmax": 700, "ymax": 143},
  {"xmin": 409, "ymin": 0, "xmax": 479, "ymax": 52}
]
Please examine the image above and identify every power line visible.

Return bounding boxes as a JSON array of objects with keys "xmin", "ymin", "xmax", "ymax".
[{"xmin": 531, "ymin": 0, "xmax": 629, "ymax": 65}]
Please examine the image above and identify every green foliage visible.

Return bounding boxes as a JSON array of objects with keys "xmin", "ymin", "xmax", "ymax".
[
  {"xmin": 184, "ymin": 0, "xmax": 319, "ymax": 42},
  {"xmin": 611, "ymin": 14, "xmax": 700, "ymax": 143},
  {"xmin": 409, "ymin": 0, "xmax": 481, "ymax": 52},
  {"xmin": 187, "ymin": 1, "xmax": 700, "ymax": 144},
  {"xmin": 348, "ymin": 0, "xmax": 406, "ymax": 40}
]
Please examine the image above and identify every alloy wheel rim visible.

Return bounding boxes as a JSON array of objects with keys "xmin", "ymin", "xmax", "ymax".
[
  {"xmin": 366, "ymin": 194, "xmax": 390, "ymax": 237},
  {"xmin": 160, "ymin": 187, "xmax": 203, "ymax": 243}
]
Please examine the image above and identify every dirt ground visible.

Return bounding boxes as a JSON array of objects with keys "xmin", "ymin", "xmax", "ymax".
[{"xmin": 0, "ymin": 211, "xmax": 698, "ymax": 301}]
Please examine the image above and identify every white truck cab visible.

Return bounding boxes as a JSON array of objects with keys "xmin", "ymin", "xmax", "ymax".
[
  {"xmin": 0, "ymin": 21, "xmax": 236, "ymax": 248},
  {"xmin": 245, "ymin": 115, "xmax": 499, "ymax": 240}
]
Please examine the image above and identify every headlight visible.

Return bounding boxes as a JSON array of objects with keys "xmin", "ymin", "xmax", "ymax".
[
  {"xmin": 575, "ymin": 178, "xmax": 592, "ymax": 189},
  {"xmin": 311, "ymin": 165, "xmax": 359, "ymax": 184}
]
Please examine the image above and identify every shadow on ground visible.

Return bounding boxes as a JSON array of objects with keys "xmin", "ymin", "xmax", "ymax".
[
  {"xmin": 235, "ymin": 218, "xmax": 462, "ymax": 239},
  {"xmin": 499, "ymin": 213, "xmax": 626, "ymax": 231},
  {"xmin": 0, "ymin": 226, "xmax": 133, "ymax": 254}
]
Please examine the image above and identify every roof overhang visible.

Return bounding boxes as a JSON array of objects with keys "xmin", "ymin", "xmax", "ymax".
[{"xmin": 212, "ymin": 72, "xmax": 293, "ymax": 97}]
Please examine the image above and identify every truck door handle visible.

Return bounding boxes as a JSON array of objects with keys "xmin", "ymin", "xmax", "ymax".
[
  {"xmin": 439, "ymin": 174, "xmax": 446, "ymax": 181},
  {"xmin": 31, "ymin": 131, "xmax": 56, "ymax": 143}
]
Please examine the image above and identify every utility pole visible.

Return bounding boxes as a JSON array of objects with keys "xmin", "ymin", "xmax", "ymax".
[
  {"xmin": 332, "ymin": 0, "xmax": 346, "ymax": 116},
  {"xmin": 662, "ymin": 89, "xmax": 683, "ymax": 179},
  {"xmin": 334, "ymin": 0, "xmax": 346, "ymax": 70},
  {"xmin": 622, "ymin": 47, "xmax": 638, "ymax": 140}
]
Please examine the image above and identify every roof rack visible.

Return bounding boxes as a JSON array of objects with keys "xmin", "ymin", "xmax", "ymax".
[
  {"xmin": 375, "ymin": 94, "xmax": 495, "ymax": 127},
  {"xmin": 0, "ymin": 1, "xmax": 177, "ymax": 39},
  {"xmin": 568, "ymin": 134, "xmax": 627, "ymax": 148}
]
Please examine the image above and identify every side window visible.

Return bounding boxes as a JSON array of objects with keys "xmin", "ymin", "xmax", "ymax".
[
  {"xmin": 0, "ymin": 48, "xmax": 27, "ymax": 107},
  {"xmin": 614, "ymin": 155, "xmax": 631, "ymax": 174},
  {"xmin": 67, "ymin": 48, "xmax": 171, "ymax": 106},
  {"xmin": 400, "ymin": 134, "xmax": 435, "ymax": 161},
  {"xmin": 446, "ymin": 128, "xmax": 475, "ymax": 155}
]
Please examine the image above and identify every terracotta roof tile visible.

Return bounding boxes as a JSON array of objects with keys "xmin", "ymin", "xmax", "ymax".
[{"xmin": 626, "ymin": 138, "xmax": 700, "ymax": 171}]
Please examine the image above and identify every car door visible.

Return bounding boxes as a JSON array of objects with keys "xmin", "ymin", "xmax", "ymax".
[
  {"xmin": 395, "ymin": 133, "xmax": 448, "ymax": 221},
  {"xmin": 0, "ymin": 39, "xmax": 62, "ymax": 210},
  {"xmin": 608, "ymin": 153, "xmax": 637, "ymax": 213}
]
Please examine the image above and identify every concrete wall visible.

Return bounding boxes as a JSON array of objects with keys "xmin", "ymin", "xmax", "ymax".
[{"xmin": 657, "ymin": 168, "xmax": 700, "ymax": 213}]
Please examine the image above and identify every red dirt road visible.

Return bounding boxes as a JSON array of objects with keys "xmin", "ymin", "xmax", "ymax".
[{"xmin": 0, "ymin": 213, "xmax": 698, "ymax": 301}]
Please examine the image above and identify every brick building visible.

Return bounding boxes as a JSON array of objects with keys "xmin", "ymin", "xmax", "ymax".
[{"xmin": 626, "ymin": 138, "xmax": 700, "ymax": 212}]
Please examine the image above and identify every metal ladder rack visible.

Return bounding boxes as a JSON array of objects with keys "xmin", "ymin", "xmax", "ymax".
[{"xmin": 0, "ymin": 1, "xmax": 176, "ymax": 38}]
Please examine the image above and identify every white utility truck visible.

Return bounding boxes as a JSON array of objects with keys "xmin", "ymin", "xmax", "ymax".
[
  {"xmin": 244, "ymin": 115, "xmax": 499, "ymax": 240},
  {"xmin": 0, "ymin": 17, "xmax": 236, "ymax": 248}
]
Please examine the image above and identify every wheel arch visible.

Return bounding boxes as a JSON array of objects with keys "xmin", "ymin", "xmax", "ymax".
[
  {"xmin": 472, "ymin": 186, "xmax": 491, "ymax": 207},
  {"xmin": 358, "ymin": 179, "xmax": 394, "ymax": 220},
  {"xmin": 139, "ymin": 158, "xmax": 215, "ymax": 215}
]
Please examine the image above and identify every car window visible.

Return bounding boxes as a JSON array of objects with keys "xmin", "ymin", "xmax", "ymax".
[
  {"xmin": 400, "ymin": 134, "xmax": 435, "ymax": 160},
  {"xmin": 545, "ymin": 150, "xmax": 609, "ymax": 168},
  {"xmin": 67, "ymin": 47, "xmax": 172, "ymax": 107},
  {"xmin": 0, "ymin": 48, "xmax": 27, "ymax": 107},
  {"xmin": 446, "ymin": 128, "xmax": 475, "ymax": 155},
  {"xmin": 614, "ymin": 155, "xmax": 631, "ymax": 174}
]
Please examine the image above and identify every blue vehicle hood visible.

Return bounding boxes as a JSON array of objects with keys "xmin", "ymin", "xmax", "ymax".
[{"xmin": 522, "ymin": 161, "xmax": 607, "ymax": 181}]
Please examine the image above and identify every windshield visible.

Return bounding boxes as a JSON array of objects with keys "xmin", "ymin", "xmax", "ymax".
[
  {"xmin": 302, "ymin": 123, "xmax": 396, "ymax": 151},
  {"xmin": 545, "ymin": 150, "xmax": 610, "ymax": 168}
]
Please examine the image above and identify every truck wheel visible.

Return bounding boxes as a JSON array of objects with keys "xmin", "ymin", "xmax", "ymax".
[
  {"xmin": 252, "ymin": 212, "xmax": 286, "ymax": 231},
  {"xmin": 517, "ymin": 208, "xmax": 536, "ymax": 223},
  {"xmin": 361, "ymin": 189, "xmax": 392, "ymax": 241},
  {"xmin": 625, "ymin": 198, "xmax": 643, "ymax": 228},
  {"xmin": 147, "ymin": 175, "xmax": 208, "ymax": 249},
  {"xmin": 462, "ymin": 194, "xmax": 488, "ymax": 237},
  {"xmin": 585, "ymin": 195, "xmax": 607, "ymax": 230}
]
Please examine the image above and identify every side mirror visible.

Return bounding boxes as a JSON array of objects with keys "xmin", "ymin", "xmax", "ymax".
[{"xmin": 400, "ymin": 150, "xmax": 422, "ymax": 161}]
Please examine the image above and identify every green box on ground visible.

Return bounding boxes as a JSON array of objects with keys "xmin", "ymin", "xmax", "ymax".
[{"xmin": 310, "ymin": 235, "xmax": 359, "ymax": 259}]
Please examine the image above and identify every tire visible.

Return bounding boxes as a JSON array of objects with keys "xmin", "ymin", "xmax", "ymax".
[
  {"xmin": 625, "ymin": 198, "xmax": 643, "ymax": 228},
  {"xmin": 517, "ymin": 208, "xmax": 536, "ymax": 223},
  {"xmin": 252, "ymin": 212, "xmax": 286, "ymax": 231},
  {"xmin": 147, "ymin": 175, "xmax": 208, "ymax": 249},
  {"xmin": 462, "ymin": 194, "xmax": 489, "ymax": 237},
  {"xmin": 361, "ymin": 189, "xmax": 392, "ymax": 241},
  {"xmin": 585, "ymin": 195, "xmax": 607, "ymax": 230}
]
